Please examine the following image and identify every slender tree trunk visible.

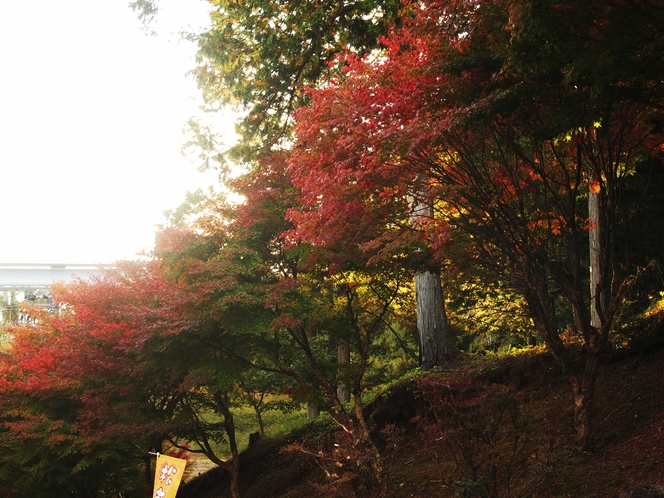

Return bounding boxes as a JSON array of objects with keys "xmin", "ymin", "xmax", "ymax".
[
  {"xmin": 214, "ymin": 391, "xmax": 241, "ymax": 498},
  {"xmin": 253, "ymin": 402, "xmax": 266, "ymax": 436},
  {"xmin": 569, "ymin": 188, "xmax": 605, "ymax": 450},
  {"xmin": 352, "ymin": 392, "xmax": 382, "ymax": 491},
  {"xmin": 575, "ymin": 348, "xmax": 602, "ymax": 449},
  {"xmin": 240, "ymin": 381, "xmax": 266, "ymax": 436},
  {"xmin": 589, "ymin": 190, "xmax": 604, "ymax": 329},
  {"xmin": 521, "ymin": 268, "xmax": 598, "ymax": 450},
  {"xmin": 337, "ymin": 340, "xmax": 350, "ymax": 403},
  {"xmin": 144, "ymin": 454, "xmax": 154, "ymax": 492},
  {"xmin": 534, "ymin": 323, "xmax": 596, "ymax": 450}
]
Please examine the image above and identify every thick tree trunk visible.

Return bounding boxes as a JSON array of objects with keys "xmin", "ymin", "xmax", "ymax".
[
  {"xmin": 337, "ymin": 340, "xmax": 350, "ymax": 403},
  {"xmin": 415, "ymin": 270, "xmax": 459, "ymax": 370},
  {"xmin": 306, "ymin": 402, "xmax": 319, "ymax": 421},
  {"xmin": 409, "ymin": 183, "xmax": 459, "ymax": 370}
]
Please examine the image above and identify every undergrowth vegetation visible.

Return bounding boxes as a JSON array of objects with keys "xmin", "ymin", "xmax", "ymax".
[{"xmin": 180, "ymin": 333, "xmax": 664, "ymax": 498}]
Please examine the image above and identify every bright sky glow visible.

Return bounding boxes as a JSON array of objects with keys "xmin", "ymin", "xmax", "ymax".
[{"xmin": 0, "ymin": 0, "xmax": 228, "ymax": 264}]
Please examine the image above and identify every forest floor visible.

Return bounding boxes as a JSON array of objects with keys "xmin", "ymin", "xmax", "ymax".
[{"xmin": 178, "ymin": 340, "xmax": 664, "ymax": 498}]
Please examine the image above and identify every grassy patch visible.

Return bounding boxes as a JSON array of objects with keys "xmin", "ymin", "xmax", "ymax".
[{"xmin": 208, "ymin": 406, "xmax": 309, "ymax": 460}]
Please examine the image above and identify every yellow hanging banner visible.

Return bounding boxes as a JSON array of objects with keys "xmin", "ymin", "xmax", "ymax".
[{"xmin": 152, "ymin": 454, "xmax": 187, "ymax": 498}]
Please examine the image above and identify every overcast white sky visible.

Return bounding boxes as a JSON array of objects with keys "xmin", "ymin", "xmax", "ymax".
[{"xmin": 0, "ymin": 0, "xmax": 228, "ymax": 264}]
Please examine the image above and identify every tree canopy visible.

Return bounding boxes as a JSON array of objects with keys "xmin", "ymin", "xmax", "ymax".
[
  {"xmin": 285, "ymin": 0, "xmax": 664, "ymax": 448},
  {"xmin": 0, "ymin": 0, "xmax": 662, "ymax": 494},
  {"xmin": 134, "ymin": 0, "xmax": 403, "ymax": 162}
]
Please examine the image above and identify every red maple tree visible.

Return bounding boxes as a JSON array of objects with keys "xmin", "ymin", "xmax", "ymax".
[{"xmin": 286, "ymin": 0, "xmax": 664, "ymax": 449}]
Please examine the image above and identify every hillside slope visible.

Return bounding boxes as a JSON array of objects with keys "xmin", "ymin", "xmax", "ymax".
[{"xmin": 179, "ymin": 344, "xmax": 664, "ymax": 497}]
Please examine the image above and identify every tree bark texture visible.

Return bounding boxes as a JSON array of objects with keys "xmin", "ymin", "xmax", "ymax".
[
  {"xmin": 214, "ymin": 391, "xmax": 241, "ymax": 498},
  {"xmin": 409, "ymin": 182, "xmax": 458, "ymax": 370},
  {"xmin": 589, "ymin": 190, "xmax": 604, "ymax": 329},
  {"xmin": 415, "ymin": 270, "xmax": 459, "ymax": 370},
  {"xmin": 306, "ymin": 402, "xmax": 320, "ymax": 421}
]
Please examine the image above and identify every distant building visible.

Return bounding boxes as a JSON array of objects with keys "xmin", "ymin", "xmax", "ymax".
[{"xmin": 0, "ymin": 263, "xmax": 113, "ymax": 323}]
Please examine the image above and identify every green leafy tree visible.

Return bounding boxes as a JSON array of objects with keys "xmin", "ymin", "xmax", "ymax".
[
  {"xmin": 133, "ymin": 0, "xmax": 403, "ymax": 163},
  {"xmin": 154, "ymin": 155, "xmax": 418, "ymax": 492},
  {"xmin": 196, "ymin": 0, "xmax": 402, "ymax": 159}
]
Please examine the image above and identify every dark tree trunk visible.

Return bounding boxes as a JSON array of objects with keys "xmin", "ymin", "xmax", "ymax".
[
  {"xmin": 214, "ymin": 391, "xmax": 241, "ymax": 498},
  {"xmin": 572, "ymin": 349, "xmax": 601, "ymax": 450}
]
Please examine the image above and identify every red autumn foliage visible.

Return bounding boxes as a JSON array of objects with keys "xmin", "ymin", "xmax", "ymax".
[{"xmin": 285, "ymin": 0, "xmax": 664, "ymax": 451}]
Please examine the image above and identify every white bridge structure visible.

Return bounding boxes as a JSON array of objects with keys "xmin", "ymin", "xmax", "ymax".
[{"xmin": 0, "ymin": 263, "xmax": 113, "ymax": 323}]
